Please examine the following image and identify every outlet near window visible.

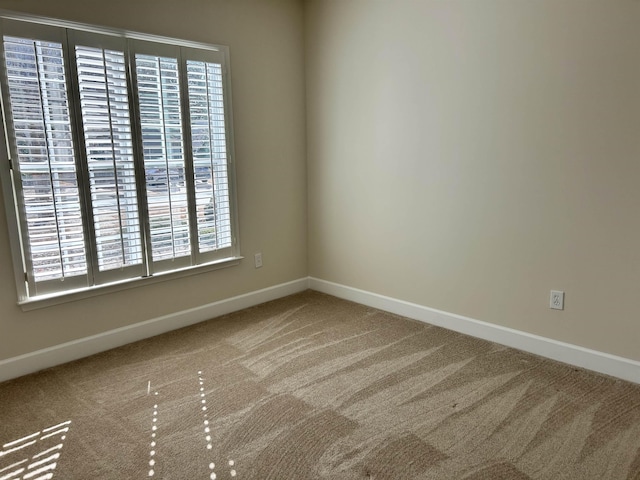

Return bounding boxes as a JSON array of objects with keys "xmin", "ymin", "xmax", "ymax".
[{"xmin": 550, "ymin": 290, "xmax": 564, "ymax": 310}]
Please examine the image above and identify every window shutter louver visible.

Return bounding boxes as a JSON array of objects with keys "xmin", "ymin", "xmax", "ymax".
[
  {"xmin": 135, "ymin": 53, "xmax": 191, "ymax": 266},
  {"xmin": 75, "ymin": 45, "xmax": 143, "ymax": 275},
  {"xmin": 3, "ymin": 35, "xmax": 88, "ymax": 286},
  {"xmin": 186, "ymin": 60, "xmax": 232, "ymax": 254}
]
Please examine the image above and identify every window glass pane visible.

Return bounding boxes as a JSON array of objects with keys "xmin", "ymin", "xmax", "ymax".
[
  {"xmin": 135, "ymin": 54, "xmax": 190, "ymax": 262},
  {"xmin": 3, "ymin": 35, "xmax": 87, "ymax": 282},
  {"xmin": 76, "ymin": 45, "xmax": 143, "ymax": 271},
  {"xmin": 186, "ymin": 60, "xmax": 232, "ymax": 253}
]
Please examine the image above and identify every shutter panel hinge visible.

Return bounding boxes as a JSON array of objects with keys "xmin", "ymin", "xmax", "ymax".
[
  {"xmin": 8, "ymin": 158, "xmax": 13, "ymax": 170},
  {"xmin": 24, "ymin": 272, "xmax": 28, "ymax": 283}
]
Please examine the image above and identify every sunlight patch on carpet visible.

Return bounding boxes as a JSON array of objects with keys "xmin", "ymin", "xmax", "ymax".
[
  {"xmin": 147, "ymin": 390, "xmax": 159, "ymax": 477},
  {"xmin": 0, "ymin": 421, "xmax": 70, "ymax": 480},
  {"xmin": 196, "ymin": 370, "xmax": 239, "ymax": 478},
  {"xmin": 142, "ymin": 373, "xmax": 240, "ymax": 478}
]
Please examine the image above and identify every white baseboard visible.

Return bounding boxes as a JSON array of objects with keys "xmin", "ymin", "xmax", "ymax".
[
  {"xmin": 309, "ymin": 277, "xmax": 640, "ymax": 385},
  {"xmin": 0, "ymin": 278, "xmax": 310, "ymax": 383},
  {"xmin": 4, "ymin": 276, "xmax": 639, "ymax": 385}
]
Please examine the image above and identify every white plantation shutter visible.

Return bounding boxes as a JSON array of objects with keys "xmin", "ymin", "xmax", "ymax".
[
  {"xmin": 0, "ymin": 17, "xmax": 239, "ymax": 303},
  {"xmin": 134, "ymin": 49, "xmax": 191, "ymax": 269},
  {"xmin": 2, "ymin": 25, "xmax": 89, "ymax": 295},
  {"xmin": 186, "ymin": 60, "xmax": 232, "ymax": 255},
  {"xmin": 74, "ymin": 40, "xmax": 145, "ymax": 281}
]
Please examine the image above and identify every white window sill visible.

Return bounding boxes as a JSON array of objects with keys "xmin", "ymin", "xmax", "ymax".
[{"xmin": 19, "ymin": 256, "xmax": 243, "ymax": 311}]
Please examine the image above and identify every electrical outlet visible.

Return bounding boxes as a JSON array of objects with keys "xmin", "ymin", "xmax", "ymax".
[
  {"xmin": 550, "ymin": 290, "xmax": 564, "ymax": 310},
  {"xmin": 254, "ymin": 252, "xmax": 263, "ymax": 268}
]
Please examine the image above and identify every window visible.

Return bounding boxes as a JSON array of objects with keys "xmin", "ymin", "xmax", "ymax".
[{"xmin": 0, "ymin": 16, "xmax": 239, "ymax": 304}]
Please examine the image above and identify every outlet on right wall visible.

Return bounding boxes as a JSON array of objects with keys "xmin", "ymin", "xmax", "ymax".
[{"xmin": 305, "ymin": 0, "xmax": 640, "ymax": 361}]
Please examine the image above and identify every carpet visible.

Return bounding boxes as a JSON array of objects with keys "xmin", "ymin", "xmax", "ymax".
[{"xmin": 1, "ymin": 290, "xmax": 639, "ymax": 479}]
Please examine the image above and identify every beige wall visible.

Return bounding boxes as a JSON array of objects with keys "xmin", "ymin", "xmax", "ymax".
[
  {"xmin": 306, "ymin": 0, "xmax": 640, "ymax": 361},
  {"xmin": 0, "ymin": 0, "xmax": 307, "ymax": 360}
]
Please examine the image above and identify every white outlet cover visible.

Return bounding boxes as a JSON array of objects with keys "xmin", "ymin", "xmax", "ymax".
[{"xmin": 550, "ymin": 290, "xmax": 564, "ymax": 310}]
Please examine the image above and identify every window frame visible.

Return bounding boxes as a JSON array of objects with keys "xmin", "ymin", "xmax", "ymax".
[{"xmin": 0, "ymin": 11, "xmax": 241, "ymax": 309}]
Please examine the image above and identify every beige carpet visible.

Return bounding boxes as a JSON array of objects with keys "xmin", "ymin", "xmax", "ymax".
[{"xmin": 1, "ymin": 290, "xmax": 639, "ymax": 479}]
